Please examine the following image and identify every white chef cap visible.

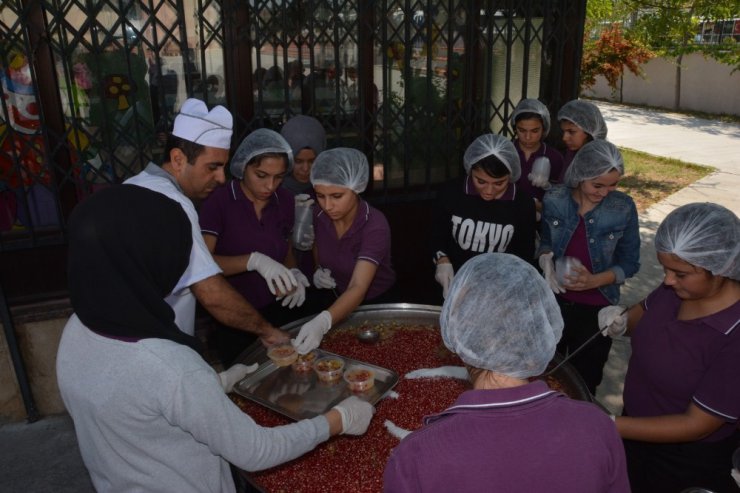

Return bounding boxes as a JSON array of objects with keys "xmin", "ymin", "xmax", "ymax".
[
  {"xmin": 172, "ymin": 98, "xmax": 233, "ymax": 150},
  {"xmin": 440, "ymin": 253, "xmax": 564, "ymax": 379},
  {"xmin": 511, "ymin": 98, "xmax": 551, "ymax": 138},
  {"xmin": 463, "ymin": 133, "xmax": 521, "ymax": 181},
  {"xmin": 655, "ymin": 202, "xmax": 740, "ymax": 280},
  {"xmin": 557, "ymin": 100, "xmax": 607, "ymax": 140},
  {"xmin": 563, "ymin": 140, "xmax": 624, "ymax": 187},
  {"xmin": 230, "ymin": 128, "xmax": 293, "ymax": 179},
  {"xmin": 310, "ymin": 148, "xmax": 368, "ymax": 193}
]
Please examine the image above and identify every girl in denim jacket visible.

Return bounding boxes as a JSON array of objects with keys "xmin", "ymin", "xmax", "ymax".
[{"xmin": 537, "ymin": 140, "xmax": 640, "ymax": 394}]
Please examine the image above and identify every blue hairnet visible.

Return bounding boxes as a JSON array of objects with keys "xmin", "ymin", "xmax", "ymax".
[
  {"xmin": 463, "ymin": 134, "xmax": 521, "ymax": 181},
  {"xmin": 230, "ymin": 128, "xmax": 293, "ymax": 179},
  {"xmin": 440, "ymin": 253, "xmax": 564, "ymax": 378},
  {"xmin": 511, "ymin": 98, "xmax": 551, "ymax": 138},
  {"xmin": 564, "ymin": 140, "xmax": 624, "ymax": 187},
  {"xmin": 557, "ymin": 100, "xmax": 607, "ymax": 140},
  {"xmin": 310, "ymin": 148, "xmax": 369, "ymax": 193},
  {"xmin": 655, "ymin": 202, "xmax": 740, "ymax": 280}
]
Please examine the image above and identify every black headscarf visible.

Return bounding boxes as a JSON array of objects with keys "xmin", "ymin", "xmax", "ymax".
[{"xmin": 67, "ymin": 184, "xmax": 202, "ymax": 352}]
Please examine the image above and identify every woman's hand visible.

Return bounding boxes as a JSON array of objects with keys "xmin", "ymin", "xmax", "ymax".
[
  {"xmin": 563, "ymin": 264, "xmax": 615, "ymax": 291},
  {"xmin": 259, "ymin": 326, "xmax": 291, "ymax": 347}
]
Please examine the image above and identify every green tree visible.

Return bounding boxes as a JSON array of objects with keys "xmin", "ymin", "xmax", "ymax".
[
  {"xmin": 588, "ymin": 0, "xmax": 740, "ymax": 109},
  {"xmin": 580, "ymin": 23, "xmax": 654, "ymax": 97}
]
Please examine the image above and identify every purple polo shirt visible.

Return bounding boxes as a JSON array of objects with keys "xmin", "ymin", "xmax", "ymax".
[
  {"xmin": 199, "ymin": 180, "xmax": 294, "ymax": 309},
  {"xmin": 623, "ymin": 284, "xmax": 740, "ymax": 442},
  {"xmin": 384, "ymin": 380, "xmax": 629, "ymax": 492},
  {"xmin": 314, "ymin": 200, "xmax": 395, "ymax": 300},
  {"xmin": 514, "ymin": 141, "xmax": 565, "ymax": 200},
  {"xmin": 560, "ymin": 217, "xmax": 610, "ymax": 306}
]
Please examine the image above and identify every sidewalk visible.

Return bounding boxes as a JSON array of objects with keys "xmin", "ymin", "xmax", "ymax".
[
  {"xmin": 593, "ymin": 100, "xmax": 740, "ymax": 413},
  {"xmin": 1, "ymin": 101, "xmax": 738, "ymax": 491}
]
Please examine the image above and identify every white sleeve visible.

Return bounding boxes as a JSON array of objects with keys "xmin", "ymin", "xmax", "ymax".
[{"xmin": 163, "ymin": 366, "xmax": 331, "ymax": 472}]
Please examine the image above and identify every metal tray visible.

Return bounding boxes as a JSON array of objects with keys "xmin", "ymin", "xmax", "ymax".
[{"xmin": 233, "ymin": 348, "xmax": 399, "ymax": 421}]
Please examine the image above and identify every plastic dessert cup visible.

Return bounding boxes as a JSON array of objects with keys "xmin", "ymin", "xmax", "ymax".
[
  {"xmin": 267, "ymin": 343, "xmax": 298, "ymax": 367},
  {"xmin": 313, "ymin": 356, "xmax": 345, "ymax": 383}
]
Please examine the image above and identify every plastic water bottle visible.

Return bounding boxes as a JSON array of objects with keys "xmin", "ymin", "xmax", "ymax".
[{"xmin": 293, "ymin": 197, "xmax": 314, "ymax": 251}]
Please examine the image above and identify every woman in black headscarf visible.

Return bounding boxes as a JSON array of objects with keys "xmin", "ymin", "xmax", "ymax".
[{"xmin": 57, "ymin": 185, "xmax": 373, "ymax": 493}]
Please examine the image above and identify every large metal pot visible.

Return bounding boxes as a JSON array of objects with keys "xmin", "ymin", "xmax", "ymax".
[{"xmin": 237, "ymin": 303, "xmax": 593, "ymax": 403}]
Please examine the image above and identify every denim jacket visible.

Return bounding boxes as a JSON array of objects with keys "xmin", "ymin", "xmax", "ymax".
[{"xmin": 537, "ymin": 185, "xmax": 640, "ymax": 305}]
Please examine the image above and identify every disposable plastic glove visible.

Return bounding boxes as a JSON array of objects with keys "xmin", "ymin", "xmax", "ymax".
[
  {"xmin": 280, "ymin": 269, "xmax": 310, "ymax": 308},
  {"xmin": 405, "ymin": 366, "xmax": 469, "ymax": 380},
  {"xmin": 295, "ymin": 193, "xmax": 315, "ymax": 207},
  {"xmin": 332, "ymin": 395, "xmax": 375, "ymax": 435},
  {"xmin": 538, "ymin": 252, "xmax": 565, "ymax": 294},
  {"xmin": 732, "ymin": 468, "xmax": 740, "ymax": 487},
  {"xmin": 218, "ymin": 363, "xmax": 258, "ymax": 393},
  {"xmin": 247, "ymin": 252, "xmax": 297, "ymax": 295},
  {"xmin": 528, "ymin": 172, "xmax": 551, "ymax": 189},
  {"xmin": 434, "ymin": 263, "xmax": 454, "ymax": 299},
  {"xmin": 292, "ymin": 310, "xmax": 332, "ymax": 354},
  {"xmin": 598, "ymin": 305, "xmax": 628, "ymax": 337},
  {"xmin": 313, "ymin": 267, "xmax": 337, "ymax": 289}
]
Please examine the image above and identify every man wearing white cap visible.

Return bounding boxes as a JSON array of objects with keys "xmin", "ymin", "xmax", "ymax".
[{"xmin": 125, "ymin": 98, "xmax": 288, "ymax": 345}]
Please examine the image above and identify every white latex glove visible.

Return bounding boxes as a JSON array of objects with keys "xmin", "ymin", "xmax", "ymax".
[
  {"xmin": 538, "ymin": 252, "xmax": 565, "ymax": 294},
  {"xmin": 247, "ymin": 252, "xmax": 298, "ymax": 295},
  {"xmin": 218, "ymin": 363, "xmax": 258, "ymax": 393},
  {"xmin": 405, "ymin": 366, "xmax": 469, "ymax": 380},
  {"xmin": 731, "ymin": 468, "xmax": 740, "ymax": 487},
  {"xmin": 332, "ymin": 395, "xmax": 375, "ymax": 435},
  {"xmin": 295, "ymin": 193, "xmax": 315, "ymax": 207},
  {"xmin": 434, "ymin": 262, "xmax": 454, "ymax": 299},
  {"xmin": 291, "ymin": 310, "xmax": 332, "ymax": 354},
  {"xmin": 313, "ymin": 267, "xmax": 337, "ymax": 289},
  {"xmin": 280, "ymin": 269, "xmax": 310, "ymax": 308},
  {"xmin": 384, "ymin": 419, "xmax": 412, "ymax": 440},
  {"xmin": 528, "ymin": 172, "xmax": 551, "ymax": 189},
  {"xmin": 598, "ymin": 305, "xmax": 628, "ymax": 337}
]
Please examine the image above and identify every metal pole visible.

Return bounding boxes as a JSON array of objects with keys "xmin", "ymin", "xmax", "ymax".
[{"xmin": 0, "ymin": 280, "xmax": 40, "ymax": 423}]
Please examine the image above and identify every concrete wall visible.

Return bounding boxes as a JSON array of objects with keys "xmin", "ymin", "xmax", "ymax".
[
  {"xmin": 583, "ymin": 53, "xmax": 740, "ymax": 116},
  {"xmin": 1, "ymin": 301, "xmax": 71, "ymax": 423}
]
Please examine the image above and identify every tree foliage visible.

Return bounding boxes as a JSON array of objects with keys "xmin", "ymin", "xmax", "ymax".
[{"xmin": 580, "ymin": 23, "xmax": 654, "ymax": 92}]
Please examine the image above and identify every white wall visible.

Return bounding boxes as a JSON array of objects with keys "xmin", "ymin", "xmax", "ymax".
[{"xmin": 583, "ymin": 53, "xmax": 740, "ymax": 116}]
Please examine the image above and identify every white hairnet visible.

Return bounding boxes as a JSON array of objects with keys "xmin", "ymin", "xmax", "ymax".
[
  {"xmin": 462, "ymin": 134, "xmax": 521, "ymax": 181},
  {"xmin": 511, "ymin": 98, "xmax": 551, "ymax": 138},
  {"xmin": 310, "ymin": 147, "xmax": 369, "ymax": 193},
  {"xmin": 564, "ymin": 140, "xmax": 624, "ymax": 187},
  {"xmin": 440, "ymin": 253, "xmax": 564, "ymax": 379},
  {"xmin": 557, "ymin": 100, "xmax": 608, "ymax": 140},
  {"xmin": 655, "ymin": 202, "xmax": 740, "ymax": 280},
  {"xmin": 230, "ymin": 128, "xmax": 293, "ymax": 179}
]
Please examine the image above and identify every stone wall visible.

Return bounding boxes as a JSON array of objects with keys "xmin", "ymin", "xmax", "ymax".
[
  {"xmin": 583, "ymin": 53, "xmax": 740, "ymax": 116},
  {"xmin": 1, "ymin": 300, "xmax": 72, "ymax": 423}
]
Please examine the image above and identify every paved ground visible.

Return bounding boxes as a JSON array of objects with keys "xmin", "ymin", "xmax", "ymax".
[
  {"xmin": 1, "ymin": 100, "xmax": 738, "ymax": 491},
  {"xmin": 593, "ymin": 100, "xmax": 740, "ymax": 413}
]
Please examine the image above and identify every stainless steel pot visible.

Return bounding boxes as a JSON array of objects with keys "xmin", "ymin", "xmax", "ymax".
[{"xmin": 237, "ymin": 303, "xmax": 593, "ymax": 402}]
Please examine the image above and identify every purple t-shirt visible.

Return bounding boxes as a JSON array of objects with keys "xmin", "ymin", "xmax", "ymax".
[
  {"xmin": 623, "ymin": 284, "xmax": 740, "ymax": 442},
  {"xmin": 314, "ymin": 200, "xmax": 395, "ymax": 301},
  {"xmin": 514, "ymin": 141, "xmax": 565, "ymax": 200},
  {"xmin": 384, "ymin": 380, "xmax": 629, "ymax": 492},
  {"xmin": 199, "ymin": 180, "xmax": 294, "ymax": 309},
  {"xmin": 559, "ymin": 149, "xmax": 577, "ymax": 182},
  {"xmin": 560, "ymin": 217, "xmax": 610, "ymax": 306}
]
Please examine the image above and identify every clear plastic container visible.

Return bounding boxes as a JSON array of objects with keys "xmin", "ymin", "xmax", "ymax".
[
  {"xmin": 555, "ymin": 256, "xmax": 583, "ymax": 286},
  {"xmin": 291, "ymin": 350, "xmax": 318, "ymax": 373},
  {"xmin": 313, "ymin": 356, "xmax": 345, "ymax": 383},
  {"xmin": 292, "ymin": 199, "xmax": 314, "ymax": 251},
  {"xmin": 344, "ymin": 366, "xmax": 375, "ymax": 392},
  {"xmin": 267, "ymin": 343, "xmax": 298, "ymax": 367},
  {"xmin": 530, "ymin": 156, "xmax": 551, "ymax": 188}
]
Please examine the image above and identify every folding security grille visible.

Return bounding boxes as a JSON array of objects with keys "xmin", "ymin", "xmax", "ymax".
[{"xmin": 0, "ymin": 0, "xmax": 585, "ymax": 251}]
